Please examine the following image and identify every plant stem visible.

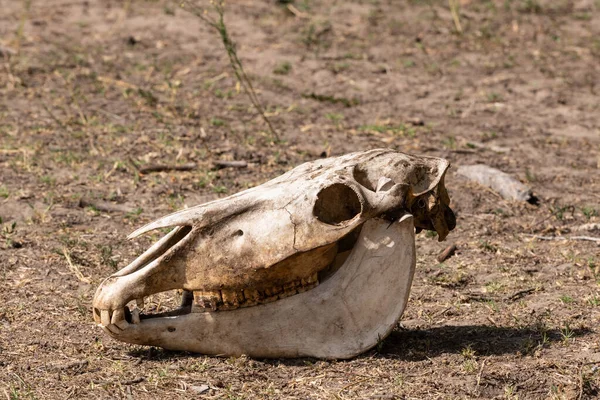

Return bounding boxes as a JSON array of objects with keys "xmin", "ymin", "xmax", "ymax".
[
  {"xmin": 449, "ymin": 0, "xmax": 463, "ymax": 34},
  {"xmin": 180, "ymin": 1, "xmax": 280, "ymax": 142}
]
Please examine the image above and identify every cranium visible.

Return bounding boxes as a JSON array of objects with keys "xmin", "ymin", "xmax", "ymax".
[{"xmin": 93, "ymin": 148, "xmax": 455, "ymax": 359}]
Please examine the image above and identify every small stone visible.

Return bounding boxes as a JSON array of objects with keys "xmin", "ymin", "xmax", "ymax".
[{"xmin": 190, "ymin": 384, "xmax": 210, "ymax": 394}]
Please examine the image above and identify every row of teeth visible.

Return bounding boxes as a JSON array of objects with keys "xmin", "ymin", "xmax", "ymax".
[
  {"xmin": 125, "ymin": 273, "xmax": 320, "ymax": 322},
  {"xmin": 193, "ymin": 273, "xmax": 319, "ymax": 311}
]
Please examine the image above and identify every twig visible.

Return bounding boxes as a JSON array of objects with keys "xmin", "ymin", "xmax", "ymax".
[
  {"xmin": 53, "ymin": 360, "xmax": 88, "ymax": 371},
  {"xmin": 139, "ymin": 162, "xmax": 197, "ymax": 174},
  {"xmin": 15, "ymin": 0, "xmax": 32, "ymax": 55},
  {"xmin": 569, "ymin": 236, "xmax": 600, "ymax": 242},
  {"xmin": 578, "ymin": 360, "xmax": 600, "ymax": 399},
  {"xmin": 437, "ymin": 243, "xmax": 457, "ymax": 262},
  {"xmin": 121, "ymin": 377, "xmax": 145, "ymax": 385},
  {"xmin": 448, "ymin": 0, "xmax": 463, "ymax": 34},
  {"xmin": 42, "ymin": 103, "xmax": 67, "ymax": 130},
  {"xmin": 93, "ymin": 107, "xmax": 126, "ymax": 123},
  {"xmin": 337, "ymin": 377, "xmax": 375, "ymax": 396},
  {"xmin": 527, "ymin": 206, "xmax": 575, "ymax": 231},
  {"xmin": 466, "ymin": 141, "xmax": 511, "ymax": 154},
  {"xmin": 127, "ymin": 157, "xmax": 142, "ymax": 174},
  {"xmin": 525, "ymin": 215, "xmax": 555, "ymax": 231},
  {"xmin": 432, "ymin": 306, "xmax": 452, "ymax": 318},
  {"xmin": 62, "ymin": 248, "xmax": 91, "ymax": 284},
  {"xmin": 97, "ymin": 76, "xmax": 138, "ymax": 90},
  {"xmin": 204, "ymin": 72, "xmax": 228, "ymax": 85},
  {"xmin": 579, "ymin": 363, "xmax": 584, "ymax": 400},
  {"xmin": 287, "ymin": 4, "xmax": 309, "ymax": 18},
  {"xmin": 506, "ymin": 288, "xmax": 536, "ymax": 302},
  {"xmin": 450, "ymin": 149, "xmax": 477, "ymax": 154},
  {"xmin": 104, "ymin": 161, "xmax": 120, "ymax": 179},
  {"xmin": 476, "ymin": 358, "xmax": 487, "ymax": 388},
  {"xmin": 79, "ymin": 197, "xmax": 135, "ymax": 213},
  {"xmin": 213, "ymin": 160, "xmax": 247, "ymax": 169},
  {"xmin": 91, "ymin": 377, "xmax": 144, "ymax": 386},
  {"xmin": 525, "ymin": 235, "xmax": 600, "ymax": 243}
]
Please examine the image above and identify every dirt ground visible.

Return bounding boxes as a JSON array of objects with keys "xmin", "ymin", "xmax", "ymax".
[{"xmin": 1, "ymin": 0, "xmax": 600, "ymax": 398}]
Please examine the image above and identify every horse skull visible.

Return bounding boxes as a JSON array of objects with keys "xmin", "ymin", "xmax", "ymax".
[{"xmin": 92, "ymin": 148, "xmax": 455, "ymax": 359}]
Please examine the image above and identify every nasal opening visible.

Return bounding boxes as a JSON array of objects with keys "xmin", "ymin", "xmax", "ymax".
[{"xmin": 114, "ymin": 225, "xmax": 193, "ymax": 277}]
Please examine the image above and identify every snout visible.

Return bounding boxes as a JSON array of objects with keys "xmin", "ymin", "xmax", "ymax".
[{"xmin": 92, "ymin": 225, "xmax": 194, "ymax": 333}]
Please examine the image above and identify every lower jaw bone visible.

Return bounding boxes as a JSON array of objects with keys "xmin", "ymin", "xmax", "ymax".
[{"xmin": 104, "ymin": 216, "xmax": 416, "ymax": 359}]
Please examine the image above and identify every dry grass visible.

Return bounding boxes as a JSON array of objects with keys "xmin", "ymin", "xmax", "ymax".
[{"xmin": 1, "ymin": 0, "xmax": 599, "ymax": 398}]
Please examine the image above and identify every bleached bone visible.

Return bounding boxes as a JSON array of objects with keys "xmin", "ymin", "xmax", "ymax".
[{"xmin": 92, "ymin": 148, "xmax": 455, "ymax": 359}]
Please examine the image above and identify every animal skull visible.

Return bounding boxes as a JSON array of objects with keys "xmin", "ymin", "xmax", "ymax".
[{"xmin": 93, "ymin": 149, "xmax": 455, "ymax": 359}]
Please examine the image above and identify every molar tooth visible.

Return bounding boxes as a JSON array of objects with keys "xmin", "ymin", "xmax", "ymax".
[
  {"xmin": 193, "ymin": 290, "xmax": 222, "ymax": 311},
  {"xmin": 279, "ymin": 281, "xmax": 299, "ymax": 299},
  {"xmin": 298, "ymin": 274, "xmax": 319, "ymax": 293},
  {"xmin": 302, "ymin": 273, "xmax": 318, "ymax": 286},
  {"xmin": 221, "ymin": 289, "xmax": 244, "ymax": 308},
  {"xmin": 296, "ymin": 285, "xmax": 309, "ymax": 293},
  {"xmin": 242, "ymin": 289, "xmax": 259, "ymax": 307},
  {"xmin": 243, "ymin": 289, "xmax": 260, "ymax": 303},
  {"xmin": 279, "ymin": 289, "xmax": 297, "ymax": 299},
  {"xmin": 265, "ymin": 286, "xmax": 283, "ymax": 297},
  {"xmin": 219, "ymin": 303, "xmax": 241, "ymax": 311},
  {"xmin": 262, "ymin": 295, "xmax": 279, "ymax": 303},
  {"xmin": 221, "ymin": 290, "xmax": 234, "ymax": 305},
  {"xmin": 297, "ymin": 282, "xmax": 317, "ymax": 293},
  {"xmin": 283, "ymin": 281, "xmax": 299, "ymax": 291},
  {"xmin": 240, "ymin": 300, "xmax": 258, "ymax": 308}
]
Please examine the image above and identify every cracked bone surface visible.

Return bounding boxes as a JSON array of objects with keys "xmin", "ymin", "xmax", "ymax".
[{"xmin": 93, "ymin": 148, "xmax": 455, "ymax": 359}]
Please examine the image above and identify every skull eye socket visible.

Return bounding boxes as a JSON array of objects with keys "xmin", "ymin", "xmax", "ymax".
[
  {"xmin": 313, "ymin": 183, "xmax": 362, "ymax": 225},
  {"xmin": 352, "ymin": 164, "xmax": 376, "ymax": 191}
]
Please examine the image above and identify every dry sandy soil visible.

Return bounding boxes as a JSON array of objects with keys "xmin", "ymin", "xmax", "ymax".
[{"xmin": 1, "ymin": 0, "xmax": 600, "ymax": 398}]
